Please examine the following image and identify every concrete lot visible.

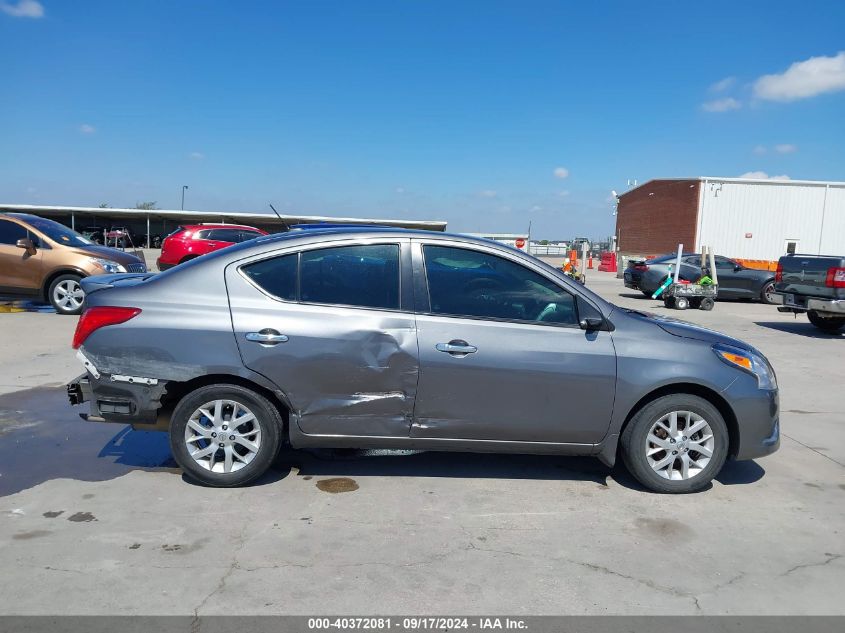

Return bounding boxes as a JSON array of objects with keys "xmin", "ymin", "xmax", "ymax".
[{"xmin": 0, "ymin": 270, "xmax": 842, "ymax": 615}]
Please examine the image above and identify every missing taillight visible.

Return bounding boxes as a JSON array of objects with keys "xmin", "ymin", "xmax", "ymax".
[{"xmin": 72, "ymin": 306, "xmax": 141, "ymax": 349}]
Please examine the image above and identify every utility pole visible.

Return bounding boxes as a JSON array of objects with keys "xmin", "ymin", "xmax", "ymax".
[{"xmin": 181, "ymin": 185, "xmax": 189, "ymax": 210}]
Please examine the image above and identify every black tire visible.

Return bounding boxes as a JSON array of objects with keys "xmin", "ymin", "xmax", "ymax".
[
  {"xmin": 47, "ymin": 273, "xmax": 85, "ymax": 315},
  {"xmin": 641, "ymin": 290, "xmax": 652, "ymax": 298},
  {"xmin": 621, "ymin": 394, "xmax": 729, "ymax": 494},
  {"xmin": 760, "ymin": 280, "xmax": 778, "ymax": 304},
  {"xmin": 663, "ymin": 296, "xmax": 675, "ymax": 308},
  {"xmin": 807, "ymin": 311, "xmax": 845, "ymax": 332},
  {"xmin": 700, "ymin": 297, "xmax": 715, "ymax": 311},
  {"xmin": 675, "ymin": 296, "xmax": 689, "ymax": 310},
  {"xmin": 170, "ymin": 384, "xmax": 283, "ymax": 487}
]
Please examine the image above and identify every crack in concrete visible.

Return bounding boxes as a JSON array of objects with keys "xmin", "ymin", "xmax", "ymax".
[
  {"xmin": 781, "ymin": 553, "xmax": 842, "ymax": 577},
  {"xmin": 191, "ymin": 494, "xmax": 251, "ymax": 632},
  {"xmin": 782, "ymin": 433, "xmax": 845, "ymax": 468}
]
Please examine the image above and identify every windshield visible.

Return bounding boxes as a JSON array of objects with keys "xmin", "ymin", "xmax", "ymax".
[{"xmin": 25, "ymin": 217, "xmax": 93, "ymax": 247}]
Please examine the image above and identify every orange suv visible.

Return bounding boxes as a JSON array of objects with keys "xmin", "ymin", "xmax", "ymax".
[{"xmin": 0, "ymin": 213, "xmax": 147, "ymax": 315}]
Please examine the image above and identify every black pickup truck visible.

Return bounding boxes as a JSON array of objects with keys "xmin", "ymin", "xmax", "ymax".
[{"xmin": 774, "ymin": 254, "xmax": 845, "ymax": 332}]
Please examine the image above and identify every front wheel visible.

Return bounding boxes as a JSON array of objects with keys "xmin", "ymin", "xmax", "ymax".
[
  {"xmin": 760, "ymin": 280, "xmax": 778, "ymax": 304},
  {"xmin": 48, "ymin": 274, "xmax": 85, "ymax": 315},
  {"xmin": 620, "ymin": 394, "xmax": 729, "ymax": 493},
  {"xmin": 807, "ymin": 311, "xmax": 845, "ymax": 332},
  {"xmin": 170, "ymin": 384, "xmax": 283, "ymax": 487}
]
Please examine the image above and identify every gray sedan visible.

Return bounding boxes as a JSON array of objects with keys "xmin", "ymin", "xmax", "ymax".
[{"xmin": 67, "ymin": 229, "xmax": 779, "ymax": 493}]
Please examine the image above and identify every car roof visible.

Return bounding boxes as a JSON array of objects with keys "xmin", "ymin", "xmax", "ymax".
[
  {"xmin": 1, "ymin": 212, "xmax": 42, "ymax": 224},
  {"xmin": 181, "ymin": 223, "xmax": 265, "ymax": 231}
]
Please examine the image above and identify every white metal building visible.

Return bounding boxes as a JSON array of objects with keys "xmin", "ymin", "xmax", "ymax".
[{"xmin": 615, "ymin": 177, "xmax": 845, "ymax": 261}]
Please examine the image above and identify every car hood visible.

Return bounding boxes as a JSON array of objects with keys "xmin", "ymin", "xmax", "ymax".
[
  {"xmin": 621, "ymin": 308, "xmax": 754, "ymax": 351},
  {"xmin": 68, "ymin": 244, "xmax": 143, "ymax": 264}
]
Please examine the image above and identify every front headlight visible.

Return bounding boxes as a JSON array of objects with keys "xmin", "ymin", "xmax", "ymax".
[
  {"xmin": 713, "ymin": 343, "xmax": 777, "ymax": 390},
  {"xmin": 89, "ymin": 258, "xmax": 127, "ymax": 274}
]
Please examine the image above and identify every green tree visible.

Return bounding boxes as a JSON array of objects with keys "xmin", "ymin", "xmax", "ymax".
[{"xmin": 135, "ymin": 201, "xmax": 158, "ymax": 210}]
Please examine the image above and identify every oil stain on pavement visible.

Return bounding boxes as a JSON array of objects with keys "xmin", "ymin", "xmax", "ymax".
[
  {"xmin": 315, "ymin": 477, "xmax": 359, "ymax": 493},
  {"xmin": 0, "ymin": 386, "xmax": 176, "ymax": 497}
]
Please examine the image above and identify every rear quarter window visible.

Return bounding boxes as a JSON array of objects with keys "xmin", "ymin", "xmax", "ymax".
[{"xmin": 241, "ymin": 254, "xmax": 297, "ymax": 301}]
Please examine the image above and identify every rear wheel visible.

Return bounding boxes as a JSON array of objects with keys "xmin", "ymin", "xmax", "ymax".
[
  {"xmin": 700, "ymin": 297, "xmax": 715, "ymax": 311},
  {"xmin": 807, "ymin": 311, "xmax": 845, "ymax": 332},
  {"xmin": 48, "ymin": 274, "xmax": 85, "ymax": 315},
  {"xmin": 170, "ymin": 384, "xmax": 283, "ymax": 487},
  {"xmin": 621, "ymin": 394, "xmax": 729, "ymax": 493}
]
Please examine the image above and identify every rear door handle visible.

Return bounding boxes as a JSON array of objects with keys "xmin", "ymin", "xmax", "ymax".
[
  {"xmin": 436, "ymin": 340, "xmax": 477, "ymax": 355},
  {"xmin": 246, "ymin": 329, "xmax": 289, "ymax": 345}
]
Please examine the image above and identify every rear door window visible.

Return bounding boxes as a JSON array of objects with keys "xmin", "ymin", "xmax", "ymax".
[
  {"xmin": 208, "ymin": 228, "xmax": 243, "ymax": 243},
  {"xmin": 422, "ymin": 245, "xmax": 578, "ymax": 326},
  {"xmin": 300, "ymin": 244, "xmax": 400, "ymax": 310}
]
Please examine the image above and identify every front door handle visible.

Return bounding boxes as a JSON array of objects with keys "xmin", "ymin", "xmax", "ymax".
[
  {"xmin": 436, "ymin": 340, "xmax": 477, "ymax": 355},
  {"xmin": 245, "ymin": 329, "xmax": 289, "ymax": 345}
]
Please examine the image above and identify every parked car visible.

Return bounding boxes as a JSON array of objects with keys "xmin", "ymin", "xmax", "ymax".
[
  {"xmin": 626, "ymin": 253, "xmax": 778, "ymax": 303},
  {"xmin": 0, "ymin": 213, "xmax": 146, "ymax": 315},
  {"xmin": 67, "ymin": 229, "xmax": 779, "ymax": 493},
  {"xmin": 156, "ymin": 224, "xmax": 267, "ymax": 271},
  {"xmin": 773, "ymin": 253, "xmax": 845, "ymax": 332}
]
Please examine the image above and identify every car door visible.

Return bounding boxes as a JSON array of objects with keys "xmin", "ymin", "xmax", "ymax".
[
  {"xmin": 410, "ymin": 240, "xmax": 617, "ymax": 445},
  {"xmin": 713, "ymin": 256, "xmax": 753, "ymax": 298},
  {"xmin": 0, "ymin": 218, "xmax": 42, "ymax": 292},
  {"xmin": 226, "ymin": 238, "xmax": 419, "ymax": 437}
]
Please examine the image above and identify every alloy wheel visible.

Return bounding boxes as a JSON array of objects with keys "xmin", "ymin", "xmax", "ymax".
[
  {"xmin": 184, "ymin": 399, "xmax": 262, "ymax": 474},
  {"xmin": 762, "ymin": 282, "xmax": 777, "ymax": 304},
  {"xmin": 53, "ymin": 279, "xmax": 84, "ymax": 311},
  {"xmin": 645, "ymin": 410, "xmax": 714, "ymax": 480}
]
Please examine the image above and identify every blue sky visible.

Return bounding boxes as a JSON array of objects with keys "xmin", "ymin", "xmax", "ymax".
[{"xmin": 2, "ymin": 0, "xmax": 844, "ymax": 239}]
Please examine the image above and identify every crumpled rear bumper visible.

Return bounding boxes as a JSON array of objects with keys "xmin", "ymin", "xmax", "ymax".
[{"xmin": 67, "ymin": 352, "xmax": 170, "ymax": 430}]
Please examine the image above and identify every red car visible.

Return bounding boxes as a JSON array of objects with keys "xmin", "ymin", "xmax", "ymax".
[{"xmin": 156, "ymin": 224, "xmax": 267, "ymax": 271}]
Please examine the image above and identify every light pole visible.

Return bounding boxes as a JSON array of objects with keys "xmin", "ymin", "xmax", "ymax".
[{"xmin": 181, "ymin": 185, "xmax": 189, "ymax": 210}]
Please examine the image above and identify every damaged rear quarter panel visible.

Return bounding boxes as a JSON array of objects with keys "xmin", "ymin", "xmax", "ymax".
[{"xmin": 80, "ymin": 266, "xmax": 249, "ymax": 384}]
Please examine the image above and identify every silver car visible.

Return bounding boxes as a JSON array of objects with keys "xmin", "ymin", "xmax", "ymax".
[{"xmin": 67, "ymin": 229, "xmax": 779, "ymax": 493}]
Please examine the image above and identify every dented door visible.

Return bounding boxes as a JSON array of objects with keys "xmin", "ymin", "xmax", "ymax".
[{"xmin": 225, "ymin": 239, "xmax": 419, "ymax": 437}]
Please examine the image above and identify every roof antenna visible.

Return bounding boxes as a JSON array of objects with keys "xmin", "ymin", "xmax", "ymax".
[{"xmin": 268, "ymin": 203, "xmax": 291, "ymax": 232}]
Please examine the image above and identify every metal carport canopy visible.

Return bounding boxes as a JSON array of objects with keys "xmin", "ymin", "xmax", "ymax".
[{"xmin": 0, "ymin": 204, "xmax": 448, "ymax": 232}]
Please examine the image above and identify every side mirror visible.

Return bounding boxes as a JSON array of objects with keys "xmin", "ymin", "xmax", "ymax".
[
  {"xmin": 734, "ymin": 264, "xmax": 742, "ymax": 272},
  {"xmin": 16, "ymin": 238, "xmax": 35, "ymax": 251},
  {"xmin": 579, "ymin": 317, "xmax": 604, "ymax": 331}
]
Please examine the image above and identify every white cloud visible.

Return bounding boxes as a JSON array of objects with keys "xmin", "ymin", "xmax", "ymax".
[
  {"xmin": 189, "ymin": 151, "xmax": 205, "ymax": 160},
  {"xmin": 775, "ymin": 143, "xmax": 797, "ymax": 154},
  {"xmin": 739, "ymin": 171, "xmax": 791, "ymax": 181},
  {"xmin": 553, "ymin": 167, "xmax": 569, "ymax": 179},
  {"xmin": 753, "ymin": 145, "xmax": 767, "ymax": 155},
  {"xmin": 478, "ymin": 189, "xmax": 497, "ymax": 198},
  {"xmin": 709, "ymin": 77, "xmax": 735, "ymax": 93},
  {"xmin": 79, "ymin": 123, "xmax": 95, "ymax": 134},
  {"xmin": 754, "ymin": 51, "xmax": 845, "ymax": 102},
  {"xmin": 0, "ymin": 0, "xmax": 44, "ymax": 18},
  {"xmin": 701, "ymin": 97, "xmax": 741, "ymax": 112}
]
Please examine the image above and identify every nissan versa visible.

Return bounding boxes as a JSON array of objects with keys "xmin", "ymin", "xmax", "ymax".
[{"xmin": 67, "ymin": 229, "xmax": 779, "ymax": 493}]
